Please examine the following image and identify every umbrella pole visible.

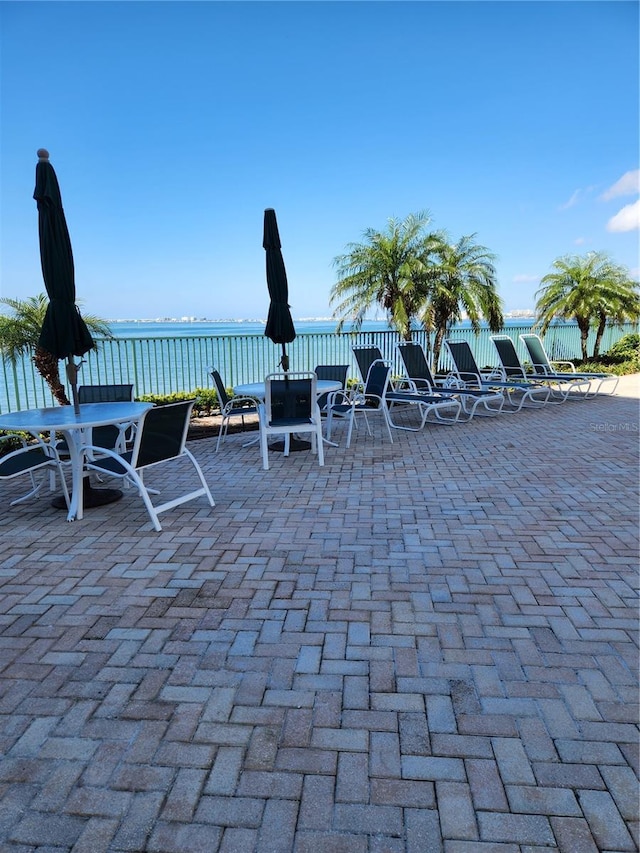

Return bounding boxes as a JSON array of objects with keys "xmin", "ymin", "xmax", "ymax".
[
  {"xmin": 281, "ymin": 345, "xmax": 289, "ymax": 373},
  {"xmin": 65, "ymin": 357, "xmax": 81, "ymax": 415}
]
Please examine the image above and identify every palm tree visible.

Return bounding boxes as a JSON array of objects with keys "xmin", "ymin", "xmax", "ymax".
[
  {"xmin": 330, "ymin": 211, "xmax": 438, "ymax": 341},
  {"xmin": 535, "ymin": 253, "xmax": 640, "ymax": 360},
  {"xmin": 419, "ymin": 234, "xmax": 504, "ymax": 370},
  {"xmin": 0, "ymin": 293, "xmax": 112, "ymax": 405}
]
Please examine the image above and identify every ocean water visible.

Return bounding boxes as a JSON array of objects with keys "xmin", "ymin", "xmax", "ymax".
[
  {"xmin": 5, "ymin": 316, "xmax": 632, "ymax": 413},
  {"xmin": 107, "ymin": 317, "xmax": 536, "ymax": 339}
]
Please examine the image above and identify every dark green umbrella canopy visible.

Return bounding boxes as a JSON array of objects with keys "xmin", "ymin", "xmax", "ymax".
[
  {"xmin": 263, "ymin": 208, "xmax": 295, "ymax": 371},
  {"xmin": 35, "ymin": 150, "xmax": 94, "ymax": 361}
]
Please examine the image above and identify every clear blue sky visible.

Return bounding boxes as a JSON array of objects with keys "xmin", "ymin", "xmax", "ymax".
[{"xmin": 1, "ymin": 1, "xmax": 638, "ymax": 321}]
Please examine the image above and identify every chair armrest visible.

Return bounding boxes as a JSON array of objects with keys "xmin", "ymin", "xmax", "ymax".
[
  {"xmin": 549, "ymin": 359, "xmax": 576, "ymax": 373},
  {"xmin": 327, "ymin": 390, "xmax": 353, "ymax": 407},
  {"xmin": 481, "ymin": 367, "xmax": 503, "ymax": 380},
  {"xmin": 407, "ymin": 377, "xmax": 435, "ymax": 393},
  {"xmin": 0, "ymin": 433, "xmax": 29, "ymax": 451},
  {"xmin": 455, "ymin": 371, "xmax": 483, "ymax": 387},
  {"xmin": 224, "ymin": 395, "xmax": 259, "ymax": 413}
]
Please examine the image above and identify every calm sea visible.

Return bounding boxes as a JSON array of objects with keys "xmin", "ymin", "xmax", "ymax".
[{"xmin": 107, "ymin": 317, "xmax": 536, "ymax": 339}]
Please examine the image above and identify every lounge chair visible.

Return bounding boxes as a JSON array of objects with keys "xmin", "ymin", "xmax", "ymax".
[
  {"xmin": 209, "ymin": 367, "xmax": 258, "ymax": 450},
  {"xmin": 397, "ymin": 341, "xmax": 504, "ymax": 419},
  {"xmin": 0, "ymin": 433, "xmax": 69, "ymax": 508},
  {"xmin": 326, "ymin": 360, "xmax": 394, "ymax": 447},
  {"xmin": 444, "ymin": 339, "xmax": 551, "ymax": 411},
  {"xmin": 259, "ymin": 373, "xmax": 324, "ymax": 470},
  {"xmin": 352, "ymin": 345, "xmax": 465, "ymax": 428},
  {"xmin": 384, "ymin": 383, "xmax": 463, "ymax": 429},
  {"xmin": 491, "ymin": 335, "xmax": 590, "ymax": 401},
  {"xmin": 83, "ymin": 400, "xmax": 215, "ymax": 531},
  {"xmin": 352, "ymin": 346, "xmax": 385, "ymax": 386},
  {"xmin": 519, "ymin": 333, "xmax": 619, "ymax": 397}
]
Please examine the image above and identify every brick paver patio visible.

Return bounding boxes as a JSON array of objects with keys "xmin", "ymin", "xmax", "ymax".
[{"xmin": 1, "ymin": 375, "xmax": 638, "ymax": 852}]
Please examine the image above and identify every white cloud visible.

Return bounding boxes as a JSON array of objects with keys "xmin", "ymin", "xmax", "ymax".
[
  {"xmin": 606, "ymin": 199, "xmax": 640, "ymax": 232},
  {"xmin": 574, "ymin": 237, "xmax": 585, "ymax": 245},
  {"xmin": 512, "ymin": 274, "xmax": 539, "ymax": 283},
  {"xmin": 601, "ymin": 170, "xmax": 640, "ymax": 201},
  {"xmin": 559, "ymin": 189, "xmax": 581, "ymax": 210}
]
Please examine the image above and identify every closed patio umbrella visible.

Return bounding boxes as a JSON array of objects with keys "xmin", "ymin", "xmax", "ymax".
[
  {"xmin": 34, "ymin": 149, "xmax": 94, "ymax": 415},
  {"xmin": 263, "ymin": 208, "xmax": 309, "ymax": 451},
  {"xmin": 263, "ymin": 208, "xmax": 295, "ymax": 372}
]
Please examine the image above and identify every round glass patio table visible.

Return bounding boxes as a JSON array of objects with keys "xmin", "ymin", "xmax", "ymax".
[
  {"xmin": 233, "ymin": 379, "xmax": 341, "ymax": 399},
  {"xmin": 0, "ymin": 402, "xmax": 152, "ymax": 523}
]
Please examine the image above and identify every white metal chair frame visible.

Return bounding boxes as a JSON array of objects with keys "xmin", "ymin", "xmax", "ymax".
[
  {"xmin": 519, "ymin": 333, "xmax": 619, "ymax": 398},
  {"xmin": 1, "ymin": 433, "xmax": 69, "ymax": 508},
  {"xmin": 326, "ymin": 360, "xmax": 395, "ymax": 447},
  {"xmin": 444, "ymin": 340, "xmax": 551, "ymax": 412},
  {"xmin": 83, "ymin": 400, "xmax": 214, "ymax": 532},
  {"xmin": 491, "ymin": 335, "xmax": 590, "ymax": 402},
  {"xmin": 396, "ymin": 342, "xmax": 504, "ymax": 420},
  {"xmin": 208, "ymin": 367, "xmax": 259, "ymax": 451},
  {"xmin": 260, "ymin": 372, "xmax": 325, "ymax": 470}
]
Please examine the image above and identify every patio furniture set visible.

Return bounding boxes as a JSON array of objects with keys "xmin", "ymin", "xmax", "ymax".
[{"xmin": 0, "ymin": 334, "xmax": 618, "ymax": 532}]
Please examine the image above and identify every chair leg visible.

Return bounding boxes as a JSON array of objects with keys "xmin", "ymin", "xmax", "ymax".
[
  {"xmin": 183, "ymin": 448, "xmax": 215, "ymax": 508},
  {"xmin": 315, "ymin": 424, "xmax": 324, "ymax": 465},
  {"xmin": 346, "ymin": 410, "xmax": 356, "ymax": 448},
  {"xmin": 260, "ymin": 428, "xmax": 269, "ymax": 470},
  {"xmin": 216, "ymin": 416, "xmax": 225, "ymax": 451},
  {"xmin": 381, "ymin": 409, "xmax": 394, "ymax": 444}
]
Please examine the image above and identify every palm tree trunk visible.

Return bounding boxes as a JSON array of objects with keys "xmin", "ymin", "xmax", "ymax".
[
  {"xmin": 433, "ymin": 328, "xmax": 445, "ymax": 373},
  {"xmin": 593, "ymin": 314, "xmax": 607, "ymax": 359},
  {"xmin": 33, "ymin": 346, "xmax": 70, "ymax": 406},
  {"xmin": 576, "ymin": 319, "xmax": 590, "ymax": 361}
]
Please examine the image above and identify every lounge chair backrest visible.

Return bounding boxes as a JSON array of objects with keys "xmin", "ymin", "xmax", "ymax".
[
  {"xmin": 444, "ymin": 340, "xmax": 481, "ymax": 378},
  {"xmin": 491, "ymin": 336, "xmax": 526, "ymax": 378},
  {"xmin": 397, "ymin": 342, "xmax": 436, "ymax": 387},
  {"xmin": 134, "ymin": 400, "xmax": 195, "ymax": 469},
  {"xmin": 353, "ymin": 346, "xmax": 384, "ymax": 383},
  {"xmin": 209, "ymin": 368, "xmax": 231, "ymax": 409},
  {"xmin": 520, "ymin": 334, "xmax": 552, "ymax": 372}
]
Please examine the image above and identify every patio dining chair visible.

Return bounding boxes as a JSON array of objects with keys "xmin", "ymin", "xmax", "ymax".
[
  {"xmin": 208, "ymin": 367, "xmax": 259, "ymax": 450},
  {"xmin": 326, "ymin": 360, "xmax": 394, "ymax": 447},
  {"xmin": 259, "ymin": 372, "xmax": 324, "ymax": 470},
  {"xmin": 397, "ymin": 342, "xmax": 504, "ymax": 419},
  {"xmin": 78, "ymin": 383, "xmax": 136, "ymax": 451},
  {"xmin": 83, "ymin": 400, "xmax": 215, "ymax": 532},
  {"xmin": 444, "ymin": 339, "xmax": 551, "ymax": 412},
  {"xmin": 1, "ymin": 433, "xmax": 69, "ymax": 508},
  {"xmin": 491, "ymin": 335, "xmax": 589, "ymax": 401},
  {"xmin": 519, "ymin": 333, "xmax": 619, "ymax": 397},
  {"xmin": 314, "ymin": 364, "xmax": 350, "ymax": 413}
]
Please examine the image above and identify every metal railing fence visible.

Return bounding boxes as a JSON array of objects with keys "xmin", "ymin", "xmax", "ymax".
[{"xmin": 1, "ymin": 321, "xmax": 636, "ymax": 413}]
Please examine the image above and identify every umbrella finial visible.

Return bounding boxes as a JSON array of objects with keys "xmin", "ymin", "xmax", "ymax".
[{"xmin": 37, "ymin": 148, "xmax": 50, "ymax": 161}]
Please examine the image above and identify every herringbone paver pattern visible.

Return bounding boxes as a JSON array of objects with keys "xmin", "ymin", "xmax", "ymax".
[{"xmin": 1, "ymin": 375, "xmax": 638, "ymax": 852}]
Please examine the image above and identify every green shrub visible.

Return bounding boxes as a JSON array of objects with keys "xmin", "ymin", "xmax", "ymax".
[
  {"xmin": 0, "ymin": 432, "xmax": 27, "ymax": 456},
  {"xmin": 572, "ymin": 359, "xmax": 638, "ymax": 376},
  {"xmin": 603, "ymin": 333, "xmax": 640, "ymax": 365},
  {"xmin": 573, "ymin": 334, "xmax": 640, "ymax": 373},
  {"xmin": 136, "ymin": 388, "xmax": 221, "ymax": 418}
]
